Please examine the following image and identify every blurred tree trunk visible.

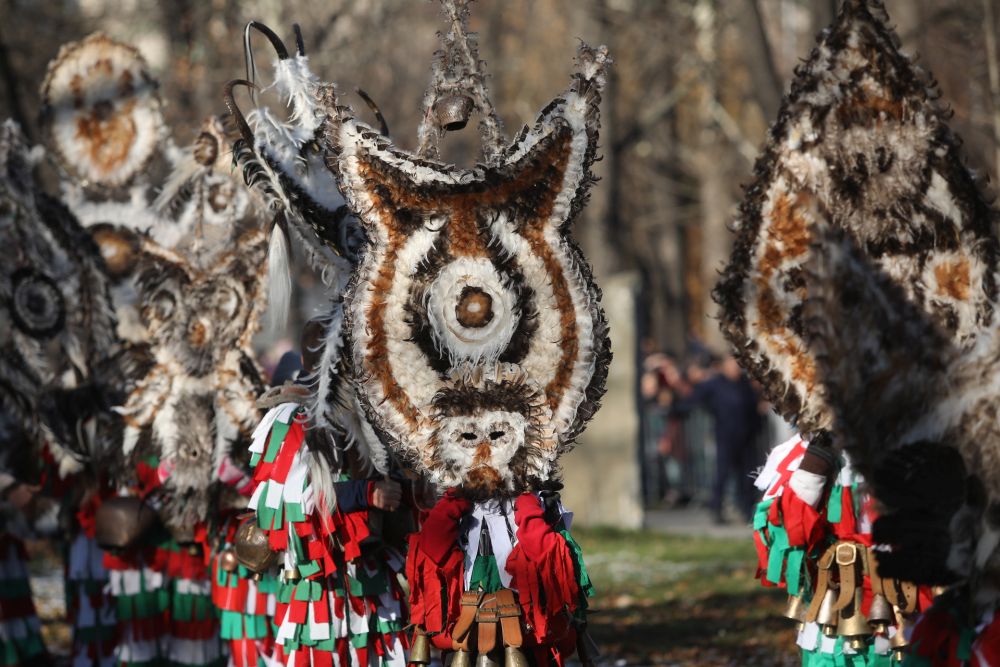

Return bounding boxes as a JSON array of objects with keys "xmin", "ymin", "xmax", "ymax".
[
  {"xmin": 734, "ymin": 0, "xmax": 783, "ymax": 121},
  {"xmin": 691, "ymin": 0, "xmax": 731, "ymax": 351},
  {"xmin": 983, "ymin": 0, "xmax": 1000, "ymax": 179},
  {"xmin": 812, "ymin": 0, "xmax": 839, "ymax": 35}
]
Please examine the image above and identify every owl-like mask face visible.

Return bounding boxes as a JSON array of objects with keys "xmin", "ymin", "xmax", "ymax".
[
  {"xmin": 135, "ymin": 252, "xmax": 254, "ymax": 376},
  {"xmin": 40, "ymin": 33, "xmax": 162, "ymax": 188},
  {"xmin": 327, "ymin": 46, "xmax": 611, "ymax": 496},
  {"xmin": 435, "ymin": 410, "xmax": 526, "ymax": 498}
]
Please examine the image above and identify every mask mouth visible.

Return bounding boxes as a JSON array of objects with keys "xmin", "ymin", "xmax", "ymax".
[{"xmin": 464, "ymin": 465, "xmax": 503, "ymax": 500}]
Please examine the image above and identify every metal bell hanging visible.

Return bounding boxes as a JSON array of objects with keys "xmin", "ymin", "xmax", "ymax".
[
  {"xmin": 503, "ymin": 646, "xmax": 529, "ymax": 667},
  {"xmin": 816, "ymin": 588, "xmax": 839, "ymax": 636},
  {"xmin": 218, "ymin": 549, "xmax": 239, "ymax": 573},
  {"xmin": 233, "ymin": 518, "xmax": 279, "ymax": 573},
  {"xmin": 434, "ymin": 94, "xmax": 474, "ymax": 131},
  {"xmin": 783, "ymin": 594, "xmax": 807, "ymax": 629},
  {"xmin": 836, "ymin": 587, "xmax": 873, "ymax": 650},
  {"xmin": 409, "ymin": 630, "xmax": 431, "ymax": 666},
  {"xmin": 475, "ymin": 651, "xmax": 500, "ymax": 667},
  {"xmin": 868, "ymin": 593, "xmax": 894, "ymax": 635},
  {"xmin": 450, "ymin": 650, "xmax": 472, "ymax": 667},
  {"xmin": 889, "ymin": 606, "xmax": 911, "ymax": 662}
]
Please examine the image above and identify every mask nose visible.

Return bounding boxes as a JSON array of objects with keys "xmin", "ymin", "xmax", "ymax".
[
  {"xmin": 188, "ymin": 318, "xmax": 211, "ymax": 347},
  {"xmin": 473, "ymin": 441, "xmax": 492, "ymax": 464}
]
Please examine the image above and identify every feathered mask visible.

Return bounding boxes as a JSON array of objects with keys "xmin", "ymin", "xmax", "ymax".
[
  {"xmin": 329, "ymin": 9, "xmax": 611, "ymax": 499},
  {"xmin": 40, "ymin": 33, "xmax": 270, "ymax": 531},
  {"xmin": 714, "ymin": 0, "xmax": 999, "ymax": 436},
  {"xmin": 716, "ymin": 0, "xmax": 1000, "ymax": 606},
  {"xmin": 0, "ymin": 120, "xmax": 119, "ymax": 474}
]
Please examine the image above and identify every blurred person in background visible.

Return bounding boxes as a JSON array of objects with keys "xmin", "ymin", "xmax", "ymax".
[
  {"xmin": 672, "ymin": 355, "xmax": 764, "ymax": 524},
  {"xmin": 640, "ymin": 352, "xmax": 694, "ymax": 507}
]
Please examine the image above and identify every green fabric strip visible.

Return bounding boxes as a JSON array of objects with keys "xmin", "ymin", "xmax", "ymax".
[
  {"xmin": 468, "ymin": 554, "xmax": 503, "ymax": 594},
  {"xmin": 264, "ymin": 421, "xmax": 291, "ymax": 464}
]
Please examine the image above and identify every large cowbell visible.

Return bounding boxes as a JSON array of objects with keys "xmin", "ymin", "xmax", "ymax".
[{"xmin": 325, "ymin": 45, "xmax": 613, "ymax": 499}]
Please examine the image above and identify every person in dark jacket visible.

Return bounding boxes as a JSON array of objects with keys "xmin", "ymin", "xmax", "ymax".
[{"xmin": 672, "ymin": 355, "xmax": 763, "ymax": 524}]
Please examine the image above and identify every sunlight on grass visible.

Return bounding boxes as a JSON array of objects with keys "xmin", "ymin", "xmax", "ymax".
[
  {"xmin": 572, "ymin": 526, "xmax": 799, "ymax": 665},
  {"xmin": 574, "ymin": 526, "xmax": 761, "ymax": 602}
]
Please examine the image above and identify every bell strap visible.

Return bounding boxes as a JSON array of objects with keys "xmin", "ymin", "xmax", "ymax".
[
  {"xmin": 832, "ymin": 542, "xmax": 860, "ymax": 612},
  {"xmin": 867, "ymin": 547, "xmax": 918, "ymax": 614},
  {"xmin": 476, "ymin": 593, "xmax": 500, "ymax": 653},
  {"xmin": 495, "ymin": 589, "xmax": 523, "ymax": 648},
  {"xmin": 805, "ymin": 545, "xmax": 837, "ymax": 623},
  {"xmin": 451, "ymin": 591, "xmax": 483, "ymax": 650}
]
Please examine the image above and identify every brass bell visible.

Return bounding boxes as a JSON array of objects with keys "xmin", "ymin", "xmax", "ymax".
[
  {"xmin": 409, "ymin": 629, "xmax": 431, "ymax": 666},
  {"xmin": 218, "ymin": 549, "xmax": 239, "ymax": 573},
  {"xmin": 475, "ymin": 652, "xmax": 499, "ymax": 667},
  {"xmin": 868, "ymin": 593, "xmax": 893, "ymax": 635},
  {"xmin": 836, "ymin": 587, "xmax": 872, "ymax": 650},
  {"xmin": 889, "ymin": 606, "xmax": 911, "ymax": 662},
  {"xmin": 233, "ymin": 518, "xmax": 279, "ymax": 574},
  {"xmin": 450, "ymin": 650, "xmax": 472, "ymax": 667},
  {"xmin": 283, "ymin": 566, "xmax": 302, "ymax": 583},
  {"xmin": 434, "ymin": 94, "xmax": 474, "ymax": 131},
  {"xmin": 783, "ymin": 594, "xmax": 807, "ymax": 629},
  {"xmin": 816, "ymin": 588, "xmax": 838, "ymax": 636},
  {"xmin": 94, "ymin": 496, "xmax": 158, "ymax": 552},
  {"xmin": 503, "ymin": 646, "xmax": 529, "ymax": 667}
]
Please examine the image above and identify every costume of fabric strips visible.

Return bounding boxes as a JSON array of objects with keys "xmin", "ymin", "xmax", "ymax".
[
  {"xmin": 407, "ymin": 491, "xmax": 593, "ymax": 665},
  {"xmin": 0, "ymin": 532, "xmax": 44, "ymax": 667},
  {"xmin": 37, "ymin": 32, "xmax": 269, "ymax": 667},
  {"xmin": 67, "ymin": 494, "xmax": 117, "ymax": 667},
  {"xmin": 210, "ymin": 512, "xmax": 277, "ymax": 667},
  {"xmin": 245, "ymin": 402, "xmax": 409, "ymax": 667}
]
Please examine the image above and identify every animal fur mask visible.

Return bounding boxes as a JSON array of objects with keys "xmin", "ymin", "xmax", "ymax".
[
  {"xmin": 226, "ymin": 24, "xmax": 388, "ymax": 475},
  {"xmin": 322, "ymin": 43, "xmax": 612, "ymax": 498},
  {"xmin": 714, "ymin": 0, "xmax": 999, "ymax": 436},
  {"xmin": 102, "ymin": 117, "xmax": 269, "ymax": 531}
]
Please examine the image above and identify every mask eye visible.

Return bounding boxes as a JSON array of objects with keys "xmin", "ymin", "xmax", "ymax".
[
  {"xmin": 10, "ymin": 268, "xmax": 65, "ymax": 338},
  {"xmin": 214, "ymin": 286, "xmax": 240, "ymax": 319},
  {"xmin": 150, "ymin": 289, "xmax": 176, "ymax": 321},
  {"xmin": 489, "ymin": 431, "xmax": 505, "ymax": 441},
  {"xmin": 461, "ymin": 432, "xmax": 477, "ymax": 441}
]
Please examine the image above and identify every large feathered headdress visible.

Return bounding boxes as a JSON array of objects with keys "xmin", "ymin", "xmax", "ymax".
[
  {"xmin": 40, "ymin": 34, "xmax": 269, "ymax": 531},
  {"xmin": 227, "ymin": 3, "xmax": 612, "ymax": 499},
  {"xmin": 714, "ymin": 0, "xmax": 999, "ymax": 436},
  {"xmin": 327, "ymin": 3, "xmax": 612, "ymax": 498},
  {"xmin": 715, "ymin": 0, "xmax": 1000, "ymax": 606},
  {"xmin": 0, "ymin": 120, "xmax": 120, "ymax": 474}
]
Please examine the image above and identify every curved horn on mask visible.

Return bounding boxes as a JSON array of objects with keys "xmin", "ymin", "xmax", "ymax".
[
  {"xmin": 355, "ymin": 88, "xmax": 390, "ymax": 137},
  {"xmin": 222, "ymin": 79, "xmax": 257, "ymax": 148}
]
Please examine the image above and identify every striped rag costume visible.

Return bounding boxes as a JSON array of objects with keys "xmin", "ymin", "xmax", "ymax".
[{"xmin": 247, "ymin": 403, "xmax": 409, "ymax": 667}]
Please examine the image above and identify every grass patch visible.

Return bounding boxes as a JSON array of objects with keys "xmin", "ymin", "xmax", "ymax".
[{"xmin": 573, "ymin": 526, "xmax": 799, "ymax": 666}]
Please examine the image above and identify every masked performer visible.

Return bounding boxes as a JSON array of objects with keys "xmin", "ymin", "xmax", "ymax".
[
  {"xmin": 715, "ymin": 1, "xmax": 1000, "ymax": 664},
  {"xmin": 221, "ymin": 20, "xmax": 423, "ymax": 666},
  {"xmin": 291, "ymin": 2, "xmax": 611, "ymax": 664},
  {"xmin": 0, "ymin": 118, "xmax": 122, "ymax": 667},
  {"xmin": 40, "ymin": 33, "xmax": 271, "ymax": 667}
]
